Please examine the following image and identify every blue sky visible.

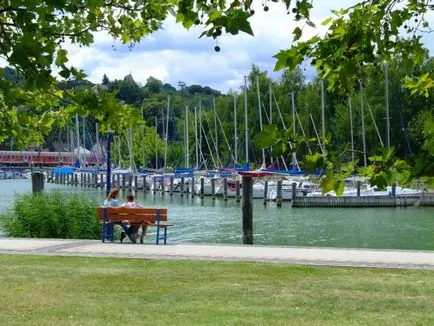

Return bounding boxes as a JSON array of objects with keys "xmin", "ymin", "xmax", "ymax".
[{"xmin": 65, "ymin": 0, "xmax": 433, "ymax": 93}]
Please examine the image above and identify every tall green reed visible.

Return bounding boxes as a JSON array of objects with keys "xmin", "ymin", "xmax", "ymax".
[{"xmin": 0, "ymin": 191, "xmax": 101, "ymax": 239}]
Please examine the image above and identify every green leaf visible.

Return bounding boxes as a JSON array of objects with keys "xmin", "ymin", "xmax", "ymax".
[
  {"xmin": 303, "ymin": 152, "xmax": 323, "ymax": 173},
  {"xmin": 59, "ymin": 68, "xmax": 70, "ymax": 79},
  {"xmin": 253, "ymin": 124, "xmax": 278, "ymax": 149},
  {"xmin": 55, "ymin": 49, "xmax": 68, "ymax": 66},
  {"xmin": 320, "ymin": 168, "xmax": 335, "ymax": 194},
  {"xmin": 293, "ymin": 27, "xmax": 302, "ymax": 41}
]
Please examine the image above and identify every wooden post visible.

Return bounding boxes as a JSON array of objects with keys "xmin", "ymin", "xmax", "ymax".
[
  {"xmin": 127, "ymin": 175, "xmax": 132, "ymax": 191},
  {"xmin": 263, "ymin": 181, "xmax": 268, "ymax": 205},
  {"xmin": 31, "ymin": 172, "xmax": 45, "ymax": 194},
  {"xmin": 292, "ymin": 182, "xmax": 297, "ymax": 201},
  {"xmin": 276, "ymin": 180, "xmax": 283, "ymax": 207},
  {"xmin": 170, "ymin": 176, "xmax": 174, "ymax": 195},
  {"xmin": 122, "ymin": 174, "xmax": 126, "ymax": 189},
  {"xmin": 200, "ymin": 177, "xmax": 204, "ymax": 198},
  {"xmin": 391, "ymin": 182, "xmax": 396, "ymax": 197},
  {"xmin": 357, "ymin": 181, "xmax": 361, "ymax": 197},
  {"xmin": 153, "ymin": 176, "xmax": 157, "ymax": 193},
  {"xmin": 180, "ymin": 177, "xmax": 185, "ymax": 197},
  {"xmin": 223, "ymin": 177, "xmax": 228, "ymax": 201},
  {"xmin": 236, "ymin": 180, "xmax": 241, "ymax": 202},
  {"xmin": 143, "ymin": 175, "xmax": 147, "ymax": 192},
  {"xmin": 134, "ymin": 176, "xmax": 138, "ymax": 191},
  {"xmin": 392, "ymin": 182, "xmax": 397, "ymax": 206},
  {"xmin": 191, "ymin": 176, "xmax": 195, "ymax": 197},
  {"xmin": 211, "ymin": 178, "xmax": 216, "ymax": 200},
  {"xmin": 242, "ymin": 175, "xmax": 253, "ymax": 245}
]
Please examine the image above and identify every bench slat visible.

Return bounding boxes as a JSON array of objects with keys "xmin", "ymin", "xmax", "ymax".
[{"xmin": 97, "ymin": 207, "xmax": 168, "ymax": 222}]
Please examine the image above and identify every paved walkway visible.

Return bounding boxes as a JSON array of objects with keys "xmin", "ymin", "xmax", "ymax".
[{"xmin": 1, "ymin": 238, "xmax": 434, "ymax": 270}]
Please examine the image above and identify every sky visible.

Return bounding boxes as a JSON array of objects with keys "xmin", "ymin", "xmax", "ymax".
[{"xmin": 64, "ymin": 1, "xmax": 433, "ymax": 93}]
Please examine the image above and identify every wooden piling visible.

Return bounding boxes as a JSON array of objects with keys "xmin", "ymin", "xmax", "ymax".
[
  {"xmin": 180, "ymin": 177, "xmax": 185, "ymax": 197},
  {"xmin": 242, "ymin": 176, "xmax": 253, "ymax": 245},
  {"xmin": 292, "ymin": 182, "xmax": 297, "ymax": 201},
  {"xmin": 200, "ymin": 177, "xmax": 204, "ymax": 198},
  {"xmin": 191, "ymin": 176, "xmax": 195, "ymax": 197},
  {"xmin": 170, "ymin": 176, "xmax": 174, "ymax": 195},
  {"xmin": 122, "ymin": 174, "xmax": 126, "ymax": 189},
  {"xmin": 211, "ymin": 178, "xmax": 216, "ymax": 200},
  {"xmin": 263, "ymin": 181, "xmax": 268, "ymax": 205},
  {"xmin": 236, "ymin": 180, "xmax": 241, "ymax": 202},
  {"xmin": 357, "ymin": 181, "xmax": 361, "ymax": 197},
  {"xmin": 31, "ymin": 172, "xmax": 45, "ymax": 194},
  {"xmin": 276, "ymin": 180, "xmax": 283, "ymax": 207},
  {"xmin": 223, "ymin": 177, "xmax": 228, "ymax": 201}
]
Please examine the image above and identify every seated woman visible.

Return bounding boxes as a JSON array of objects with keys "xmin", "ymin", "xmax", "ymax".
[
  {"xmin": 103, "ymin": 187, "xmax": 120, "ymax": 207},
  {"xmin": 101, "ymin": 187, "xmax": 120, "ymax": 240},
  {"xmin": 119, "ymin": 194, "xmax": 148, "ymax": 243}
]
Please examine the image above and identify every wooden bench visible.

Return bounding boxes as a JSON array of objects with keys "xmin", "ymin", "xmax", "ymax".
[{"xmin": 97, "ymin": 207, "xmax": 172, "ymax": 244}]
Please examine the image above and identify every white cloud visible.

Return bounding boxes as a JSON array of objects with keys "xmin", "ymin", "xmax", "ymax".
[{"xmin": 64, "ymin": 0, "xmax": 433, "ymax": 92}]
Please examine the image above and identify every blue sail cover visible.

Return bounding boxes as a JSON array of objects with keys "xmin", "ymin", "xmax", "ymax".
[{"xmin": 52, "ymin": 167, "xmax": 75, "ymax": 175}]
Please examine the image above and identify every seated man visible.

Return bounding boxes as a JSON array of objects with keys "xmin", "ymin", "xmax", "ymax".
[{"xmin": 120, "ymin": 194, "xmax": 148, "ymax": 243}]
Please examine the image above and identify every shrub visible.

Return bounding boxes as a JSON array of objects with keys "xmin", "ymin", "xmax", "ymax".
[{"xmin": 0, "ymin": 191, "xmax": 101, "ymax": 239}]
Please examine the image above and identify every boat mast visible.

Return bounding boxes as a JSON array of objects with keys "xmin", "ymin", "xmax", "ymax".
[
  {"xmin": 194, "ymin": 106, "xmax": 199, "ymax": 168},
  {"xmin": 360, "ymin": 80, "xmax": 367, "ymax": 167},
  {"xmin": 233, "ymin": 95, "xmax": 238, "ymax": 166},
  {"xmin": 348, "ymin": 97, "xmax": 355, "ymax": 162},
  {"xmin": 309, "ymin": 114, "xmax": 325, "ymax": 155},
  {"xmin": 385, "ymin": 62, "xmax": 390, "ymax": 148},
  {"xmin": 155, "ymin": 116, "xmax": 158, "ymax": 169},
  {"xmin": 291, "ymin": 92, "xmax": 300, "ymax": 170},
  {"xmin": 75, "ymin": 115, "xmax": 81, "ymax": 165},
  {"xmin": 244, "ymin": 75, "xmax": 249, "ymax": 165},
  {"xmin": 213, "ymin": 97, "xmax": 220, "ymax": 167},
  {"xmin": 95, "ymin": 122, "xmax": 100, "ymax": 167},
  {"xmin": 199, "ymin": 99, "xmax": 202, "ymax": 168},
  {"xmin": 128, "ymin": 126, "xmax": 134, "ymax": 170},
  {"xmin": 256, "ymin": 76, "xmax": 266, "ymax": 167},
  {"xmin": 185, "ymin": 105, "xmax": 189, "ymax": 168},
  {"xmin": 164, "ymin": 97, "xmax": 170, "ymax": 171},
  {"xmin": 269, "ymin": 83, "xmax": 273, "ymax": 165},
  {"xmin": 321, "ymin": 80, "xmax": 326, "ymax": 139},
  {"xmin": 142, "ymin": 107, "xmax": 146, "ymax": 169}
]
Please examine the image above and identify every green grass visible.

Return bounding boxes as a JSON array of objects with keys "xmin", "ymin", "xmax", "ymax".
[{"xmin": 0, "ymin": 255, "xmax": 433, "ymax": 325}]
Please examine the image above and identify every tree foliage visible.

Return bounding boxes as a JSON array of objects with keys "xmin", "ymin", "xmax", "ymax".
[{"xmin": 0, "ymin": 0, "xmax": 433, "ymax": 188}]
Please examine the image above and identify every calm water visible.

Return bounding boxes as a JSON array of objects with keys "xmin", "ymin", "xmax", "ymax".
[{"xmin": 1, "ymin": 179, "xmax": 433, "ymax": 250}]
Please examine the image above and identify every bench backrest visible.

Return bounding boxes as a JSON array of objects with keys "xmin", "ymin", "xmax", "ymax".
[{"xmin": 97, "ymin": 207, "xmax": 168, "ymax": 223}]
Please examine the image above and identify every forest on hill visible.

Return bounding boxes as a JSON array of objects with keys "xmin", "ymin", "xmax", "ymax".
[{"xmin": 2, "ymin": 55, "xmax": 433, "ymax": 189}]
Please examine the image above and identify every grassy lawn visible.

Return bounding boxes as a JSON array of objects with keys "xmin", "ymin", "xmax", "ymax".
[{"xmin": 0, "ymin": 255, "xmax": 433, "ymax": 325}]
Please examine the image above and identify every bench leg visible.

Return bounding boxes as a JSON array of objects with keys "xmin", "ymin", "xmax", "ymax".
[
  {"xmin": 155, "ymin": 226, "xmax": 168, "ymax": 245},
  {"xmin": 102, "ymin": 223, "xmax": 114, "ymax": 243}
]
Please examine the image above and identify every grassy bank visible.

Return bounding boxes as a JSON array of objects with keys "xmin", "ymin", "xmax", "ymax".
[
  {"xmin": 0, "ymin": 255, "xmax": 433, "ymax": 325},
  {"xmin": 0, "ymin": 191, "xmax": 100, "ymax": 239}
]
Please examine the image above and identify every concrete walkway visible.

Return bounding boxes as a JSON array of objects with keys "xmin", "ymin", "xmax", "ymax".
[{"xmin": 1, "ymin": 238, "xmax": 434, "ymax": 270}]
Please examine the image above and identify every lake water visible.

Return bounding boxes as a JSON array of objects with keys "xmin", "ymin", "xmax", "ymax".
[{"xmin": 1, "ymin": 179, "xmax": 433, "ymax": 250}]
